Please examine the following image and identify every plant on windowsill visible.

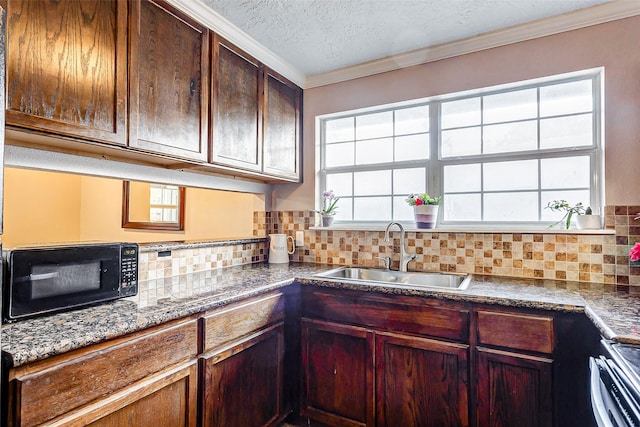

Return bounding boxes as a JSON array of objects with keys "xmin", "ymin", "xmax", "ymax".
[
  {"xmin": 406, "ymin": 193, "xmax": 442, "ymax": 229},
  {"xmin": 316, "ymin": 190, "xmax": 340, "ymax": 227},
  {"xmin": 575, "ymin": 206, "xmax": 602, "ymax": 230},
  {"xmin": 545, "ymin": 200, "xmax": 586, "ymax": 229},
  {"xmin": 629, "ymin": 212, "xmax": 640, "ymax": 265}
]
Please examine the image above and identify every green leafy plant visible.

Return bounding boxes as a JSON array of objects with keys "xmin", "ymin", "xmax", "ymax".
[
  {"xmin": 405, "ymin": 193, "xmax": 442, "ymax": 206},
  {"xmin": 545, "ymin": 200, "xmax": 585, "ymax": 229}
]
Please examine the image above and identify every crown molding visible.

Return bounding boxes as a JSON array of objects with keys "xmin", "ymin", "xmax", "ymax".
[
  {"xmin": 164, "ymin": 0, "xmax": 306, "ymax": 87},
  {"xmin": 305, "ymin": 0, "xmax": 640, "ymax": 88}
]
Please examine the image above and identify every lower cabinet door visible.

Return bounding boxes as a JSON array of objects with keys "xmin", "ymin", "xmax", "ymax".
[
  {"xmin": 376, "ymin": 332, "xmax": 470, "ymax": 427},
  {"xmin": 476, "ymin": 348, "xmax": 553, "ymax": 427},
  {"xmin": 201, "ymin": 323, "xmax": 285, "ymax": 427},
  {"xmin": 301, "ymin": 318, "xmax": 375, "ymax": 427},
  {"xmin": 41, "ymin": 362, "xmax": 198, "ymax": 427}
]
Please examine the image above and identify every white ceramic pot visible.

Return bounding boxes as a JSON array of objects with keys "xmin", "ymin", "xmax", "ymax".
[
  {"xmin": 321, "ymin": 215, "xmax": 335, "ymax": 227},
  {"xmin": 268, "ymin": 234, "xmax": 295, "ymax": 264},
  {"xmin": 576, "ymin": 214, "xmax": 602, "ymax": 230},
  {"xmin": 414, "ymin": 205, "xmax": 439, "ymax": 229}
]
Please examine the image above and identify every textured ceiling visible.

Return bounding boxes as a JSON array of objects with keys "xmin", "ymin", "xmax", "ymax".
[{"xmin": 201, "ymin": 0, "xmax": 612, "ymax": 76}]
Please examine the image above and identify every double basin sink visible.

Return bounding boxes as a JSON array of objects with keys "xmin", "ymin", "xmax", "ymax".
[{"xmin": 314, "ymin": 267, "xmax": 470, "ymax": 291}]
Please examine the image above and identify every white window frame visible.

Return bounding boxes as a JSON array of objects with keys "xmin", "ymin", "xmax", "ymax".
[{"xmin": 318, "ymin": 68, "xmax": 603, "ymax": 228}]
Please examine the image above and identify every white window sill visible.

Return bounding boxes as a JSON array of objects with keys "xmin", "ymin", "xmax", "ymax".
[{"xmin": 308, "ymin": 225, "xmax": 615, "ymax": 235}]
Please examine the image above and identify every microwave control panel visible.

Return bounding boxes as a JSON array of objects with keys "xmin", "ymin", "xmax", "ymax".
[{"xmin": 119, "ymin": 244, "xmax": 139, "ymax": 297}]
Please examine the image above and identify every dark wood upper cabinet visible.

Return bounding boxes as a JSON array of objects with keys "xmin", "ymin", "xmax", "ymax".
[
  {"xmin": 211, "ymin": 35, "xmax": 263, "ymax": 172},
  {"xmin": 129, "ymin": 0, "xmax": 209, "ymax": 161},
  {"xmin": 263, "ymin": 70, "xmax": 302, "ymax": 181},
  {"xmin": 5, "ymin": 0, "xmax": 128, "ymax": 145}
]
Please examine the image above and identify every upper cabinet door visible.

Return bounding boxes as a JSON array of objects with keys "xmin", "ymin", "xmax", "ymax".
[
  {"xmin": 129, "ymin": 0, "xmax": 209, "ymax": 162},
  {"xmin": 5, "ymin": 0, "xmax": 128, "ymax": 145},
  {"xmin": 262, "ymin": 70, "xmax": 302, "ymax": 181},
  {"xmin": 211, "ymin": 35, "xmax": 262, "ymax": 172}
]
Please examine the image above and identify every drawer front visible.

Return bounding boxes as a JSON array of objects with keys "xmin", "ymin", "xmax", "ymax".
[
  {"xmin": 10, "ymin": 318, "xmax": 198, "ymax": 427},
  {"xmin": 202, "ymin": 291, "xmax": 285, "ymax": 352},
  {"xmin": 302, "ymin": 287, "xmax": 469, "ymax": 342},
  {"xmin": 477, "ymin": 310, "xmax": 555, "ymax": 354}
]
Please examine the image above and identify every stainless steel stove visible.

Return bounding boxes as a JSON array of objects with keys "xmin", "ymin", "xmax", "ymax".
[{"xmin": 590, "ymin": 340, "xmax": 640, "ymax": 427}]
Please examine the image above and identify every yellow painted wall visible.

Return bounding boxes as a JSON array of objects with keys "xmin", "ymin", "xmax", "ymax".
[
  {"xmin": 3, "ymin": 168, "xmax": 265, "ymax": 246},
  {"xmin": 3, "ymin": 168, "xmax": 83, "ymax": 247}
]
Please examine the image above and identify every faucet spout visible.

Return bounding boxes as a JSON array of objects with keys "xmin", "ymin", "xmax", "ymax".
[{"xmin": 383, "ymin": 222, "xmax": 416, "ymax": 272}]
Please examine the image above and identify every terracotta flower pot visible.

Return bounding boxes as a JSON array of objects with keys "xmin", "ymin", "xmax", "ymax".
[{"xmin": 413, "ymin": 205, "xmax": 439, "ymax": 229}]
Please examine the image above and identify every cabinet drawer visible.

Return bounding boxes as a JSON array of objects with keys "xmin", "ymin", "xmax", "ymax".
[
  {"xmin": 302, "ymin": 287, "xmax": 469, "ymax": 342},
  {"xmin": 8, "ymin": 318, "xmax": 198, "ymax": 427},
  {"xmin": 477, "ymin": 310, "xmax": 555, "ymax": 354},
  {"xmin": 202, "ymin": 291, "xmax": 285, "ymax": 352}
]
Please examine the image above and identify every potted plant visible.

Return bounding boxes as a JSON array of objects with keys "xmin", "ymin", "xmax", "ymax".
[
  {"xmin": 406, "ymin": 193, "xmax": 442, "ymax": 229},
  {"xmin": 316, "ymin": 190, "xmax": 339, "ymax": 227},
  {"xmin": 545, "ymin": 200, "xmax": 586, "ymax": 229},
  {"xmin": 576, "ymin": 206, "xmax": 602, "ymax": 230}
]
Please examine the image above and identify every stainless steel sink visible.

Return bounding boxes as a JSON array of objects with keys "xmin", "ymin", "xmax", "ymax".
[{"xmin": 314, "ymin": 267, "xmax": 470, "ymax": 291}]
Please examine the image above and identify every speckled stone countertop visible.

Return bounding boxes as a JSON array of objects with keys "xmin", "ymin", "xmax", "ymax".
[{"xmin": 2, "ymin": 262, "xmax": 640, "ymax": 368}]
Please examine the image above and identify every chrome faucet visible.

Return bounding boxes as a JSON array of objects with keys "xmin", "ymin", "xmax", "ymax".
[{"xmin": 383, "ymin": 222, "xmax": 416, "ymax": 272}]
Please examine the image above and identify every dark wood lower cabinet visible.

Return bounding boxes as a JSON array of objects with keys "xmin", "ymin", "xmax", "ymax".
[
  {"xmin": 201, "ymin": 323, "xmax": 286, "ymax": 427},
  {"xmin": 301, "ymin": 319, "xmax": 375, "ymax": 427},
  {"xmin": 376, "ymin": 332, "xmax": 469, "ymax": 427},
  {"xmin": 476, "ymin": 348, "xmax": 553, "ymax": 427},
  {"xmin": 85, "ymin": 362, "xmax": 198, "ymax": 427}
]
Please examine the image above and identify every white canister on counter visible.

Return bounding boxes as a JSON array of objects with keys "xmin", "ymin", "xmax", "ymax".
[{"xmin": 268, "ymin": 234, "xmax": 295, "ymax": 264}]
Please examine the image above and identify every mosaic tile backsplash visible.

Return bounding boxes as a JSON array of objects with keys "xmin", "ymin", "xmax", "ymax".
[
  {"xmin": 136, "ymin": 206, "xmax": 640, "ymax": 296},
  {"xmin": 257, "ymin": 207, "xmax": 640, "ymax": 290}
]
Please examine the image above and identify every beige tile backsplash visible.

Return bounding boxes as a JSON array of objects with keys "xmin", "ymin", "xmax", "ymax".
[{"xmin": 135, "ymin": 206, "xmax": 640, "ymax": 299}]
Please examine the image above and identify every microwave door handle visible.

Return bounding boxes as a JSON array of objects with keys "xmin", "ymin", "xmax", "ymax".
[
  {"xmin": 590, "ymin": 358, "xmax": 617, "ymax": 427},
  {"xmin": 29, "ymin": 272, "xmax": 59, "ymax": 281}
]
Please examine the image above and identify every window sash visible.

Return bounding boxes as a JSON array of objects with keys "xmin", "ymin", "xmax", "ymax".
[{"xmin": 320, "ymin": 70, "xmax": 602, "ymax": 227}]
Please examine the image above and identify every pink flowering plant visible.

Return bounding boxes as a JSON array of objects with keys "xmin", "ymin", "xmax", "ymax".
[
  {"xmin": 629, "ymin": 211, "xmax": 640, "ymax": 263},
  {"xmin": 406, "ymin": 193, "xmax": 442, "ymax": 206},
  {"xmin": 317, "ymin": 190, "xmax": 340, "ymax": 215}
]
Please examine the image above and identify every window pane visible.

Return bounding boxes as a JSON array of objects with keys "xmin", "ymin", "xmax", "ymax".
[
  {"xmin": 484, "ymin": 160, "xmax": 538, "ymax": 191},
  {"xmin": 395, "ymin": 134, "xmax": 429, "ymax": 161},
  {"xmin": 334, "ymin": 197, "xmax": 353, "ymax": 221},
  {"xmin": 540, "ymin": 114, "xmax": 593, "ymax": 149},
  {"xmin": 393, "ymin": 168, "xmax": 425, "ymax": 194},
  {"xmin": 444, "ymin": 164, "xmax": 481, "ymax": 193},
  {"xmin": 483, "ymin": 120, "xmax": 537, "ymax": 154},
  {"xmin": 354, "ymin": 170, "xmax": 391, "ymax": 196},
  {"xmin": 356, "ymin": 138, "xmax": 393, "ymax": 165},
  {"xmin": 395, "ymin": 105, "xmax": 429, "ymax": 135},
  {"xmin": 326, "ymin": 142, "xmax": 354, "ymax": 167},
  {"xmin": 354, "ymin": 197, "xmax": 391, "ymax": 221},
  {"xmin": 541, "ymin": 156, "xmax": 590, "ymax": 189},
  {"xmin": 484, "ymin": 192, "xmax": 538, "ymax": 221},
  {"xmin": 541, "ymin": 190, "xmax": 590, "ymax": 221},
  {"xmin": 394, "ymin": 196, "xmax": 414, "ymax": 221},
  {"xmin": 483, "ymin": 89, "xmax": 537, "ymax": 124},
  {"xmin": 444, "ymin": 194, "xmax": 481, "ymax": 221},
  {"xmin": 442, "ymin": 97, "xmax": 481, "ymax": 129},
  {"xmin": 150, "ymin": 208, "xmax": 162, "ymax": 222},
  {"xmin": 150, "ymin": 187, "xmax": 162, "ymax": 204},
  {"xmin": 441, "ymin": 127, "xmax": 481, "ymax": 157},
  {"xmin": 540, "ymin": 80, "xmax": 592, "ymax": 117},
  {"xmin": 356, "ymin": 111, "xmax": 393, "ymax": 140},
  {"xmin": 326, "ymin": 117, "xmax": 354, "ymax": 143},
  {"xmin": 326, "ymin": 173, "xmax": 353, "ymax": 197}
]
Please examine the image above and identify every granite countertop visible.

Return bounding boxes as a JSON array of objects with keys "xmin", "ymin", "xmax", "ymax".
[{"xmin": 3, "ymin": 262, "xmax": 640, "ymax": 367}]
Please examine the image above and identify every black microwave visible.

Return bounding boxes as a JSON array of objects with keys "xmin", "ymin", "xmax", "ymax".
[{"xmin": 3, "ymin": 243, "xmax": 138, "ymax": 322}]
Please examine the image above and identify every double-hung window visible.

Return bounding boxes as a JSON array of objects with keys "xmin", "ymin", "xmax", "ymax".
[{"xmin": 319, "ymin": 69, "xmax": 602, "ymax": 227}]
